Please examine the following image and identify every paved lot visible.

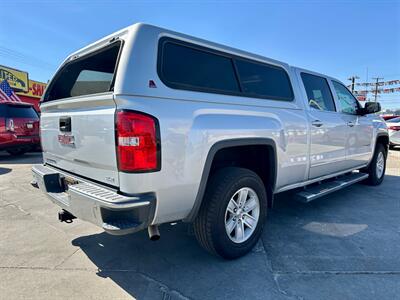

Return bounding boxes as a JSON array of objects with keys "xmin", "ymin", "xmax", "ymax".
[{"xmin": 0, "ymin": 150, "xmax": 399, "ymax": 300}]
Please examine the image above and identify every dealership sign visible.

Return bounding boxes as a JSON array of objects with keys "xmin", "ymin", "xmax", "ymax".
[
  {"xmin": 16, "ymin": 79, "xmax": 47, "ymax": 99},
  {"xmin": 0, "ymin": 65, "xmax": 29, "ymax": 92}
]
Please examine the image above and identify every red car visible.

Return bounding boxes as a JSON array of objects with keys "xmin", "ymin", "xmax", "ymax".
[
  {"xmin": 382, "ymin": 115, "xmax": 400, "ymax": 121},
  {"xmin": 0, "ymin": 102, "xmax": 40, "ymax": 156}
]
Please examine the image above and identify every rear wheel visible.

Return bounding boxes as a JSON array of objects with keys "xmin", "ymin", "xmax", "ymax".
[
  {"xmin": 362, "ymin": 143, "xmax": 387, "ymax": 186},
  {"xmin": 194, "ymin": 167, "xmax": 267, "ymax": 259},
  {"xmin": 7, "ymin": 148, "xmax": 28, "ymax": 156}
]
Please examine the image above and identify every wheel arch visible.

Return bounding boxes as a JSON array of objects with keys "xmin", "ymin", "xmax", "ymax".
[
  {"xmin": 364, "ymin": 132, "xmax": 389, "ymax": 170},
  {"xmin": 376, "ymin": 132, "xmax": 389, "ymax": 152},
  {"xmin": 184, "ymin": 138, "xmax": 277, "ymax": 222}
]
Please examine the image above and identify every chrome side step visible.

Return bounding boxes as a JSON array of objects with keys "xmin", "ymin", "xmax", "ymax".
[{"xmin": 295, "ymin": 172, "xmax": 369, "ymax": 203}]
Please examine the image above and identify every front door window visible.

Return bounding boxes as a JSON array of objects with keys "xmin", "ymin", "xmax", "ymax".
[{"xmin": 332, "ymin": 81, "xmax": 360, "ymax": 114}]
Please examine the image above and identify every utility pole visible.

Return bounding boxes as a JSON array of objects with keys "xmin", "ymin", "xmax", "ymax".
[
  {"xmin": 365, "ymin": 67, "xmax": 369, "ymax": 102},
  {"xmin": 348, "ymin": 76, "xmax": 359, "ymax": 93},
  {"xmin": 372, "ymin": 77, "xmax": 384, "ymax": 102}
]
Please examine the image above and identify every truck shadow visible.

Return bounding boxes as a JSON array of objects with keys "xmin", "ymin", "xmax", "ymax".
[
  {"xmin": 0, "ymin": 167, "xmax": 12, "ymax": 175},
  {"xmin": 0, "ymin": 152, "xmax": 42, "ymax": 165},
  {"xmin": 263, "ymin": 173, "xmax": 400, "ymax": 273},
  {"xmin": 71, "ymin": 221, "xmax": 283, "ymax": 299},
  {"xmin": 71, "ymin": 174, "xmax": 400, "ymax": 299}
]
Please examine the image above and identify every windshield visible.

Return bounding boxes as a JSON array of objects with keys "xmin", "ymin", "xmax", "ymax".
[
  {"xmin": 43, "ymin": 41, "xmax": 121, "ymax": 102},
  {"xmin": 389, "ymin": 117, "xmax": 400, "ymax": 123}
]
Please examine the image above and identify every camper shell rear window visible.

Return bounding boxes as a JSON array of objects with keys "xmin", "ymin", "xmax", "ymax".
[{"xmin": 43, "ymin": 41, "xmax": 122, "ymax": 102}]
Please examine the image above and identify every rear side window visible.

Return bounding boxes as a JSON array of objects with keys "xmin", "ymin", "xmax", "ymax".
[
  {"xmin": 6, "ymin": 105, "xmax": 38, "ymax": 118},
  {"xmin": 158, "ymin": 38, "xmax": 294, "ymax": 101},
  {"xmin": 235, "ymin": 59, "xmax": 293, "ymax": 100},
  {"xmin": 43, "ymin": 41, "xmax": 121, "ymax": 102},
  {"xmin": 159, "ymin": 41, "xmax": 240, "ymax": 93},
  {"xmin": 301, "ymin": 73, "xmax": 336, "ymax": 112}
]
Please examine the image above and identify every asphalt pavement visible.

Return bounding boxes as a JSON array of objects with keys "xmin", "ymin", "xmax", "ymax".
[{"xmin": 0, "ymin": 149, "xmax": 399, "ymax": 299}]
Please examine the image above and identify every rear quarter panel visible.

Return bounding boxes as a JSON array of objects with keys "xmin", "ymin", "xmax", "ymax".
[{"xmin": 115, "ymin": 95, "xmax": 309, "ymax": 224}]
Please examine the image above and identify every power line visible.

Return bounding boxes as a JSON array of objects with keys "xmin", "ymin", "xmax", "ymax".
[{"xmin": 0, "ymin": 46, "xmax": 56, "ymax": 71}]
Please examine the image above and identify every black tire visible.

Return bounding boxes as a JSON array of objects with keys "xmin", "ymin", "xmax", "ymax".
[
  {"xmin": 362, "ymin": 143, "xmax": 387, "ymax": 186},
  {"xmin": 6, "ymin": 148, "xmax": 28, "ymax": 156},
  {"xmin": 194, "ymin": 167, "xmax": 268, "ymax": 259},
  {"xmin": 389, "ymin": 144, "xmax": 395, "ymax": 150}
]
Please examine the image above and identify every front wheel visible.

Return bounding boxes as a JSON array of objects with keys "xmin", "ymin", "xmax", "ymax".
[
  {"xmin": 362, "ymin": 143, "xmax": 387, "ymax": 186},
  {"xmin": 194, "ymin": 167, "xmax": 268, "ymax": 259}
]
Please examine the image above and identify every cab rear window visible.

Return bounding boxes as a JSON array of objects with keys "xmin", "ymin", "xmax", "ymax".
[{"xmin": 43, "ymin": 41, "xmax": 121, "ymax": 102}]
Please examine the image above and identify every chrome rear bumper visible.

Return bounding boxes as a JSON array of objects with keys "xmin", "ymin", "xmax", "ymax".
[{"xmin": 32, "ymin": 164, "xmax": 156, "ymax": 235}]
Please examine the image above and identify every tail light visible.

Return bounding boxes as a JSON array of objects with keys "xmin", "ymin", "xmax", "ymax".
[
  {"xmin": 5, "ymin": 118, "xmax": 14, "ymax": 132},
  {"xmin": 0, "ymin": 117, "xmax": 4, "ymax": 132},
  {"xmin": 388, "ymin": 126, "xmax": 400, "ymax": 131},
  {"xmin": 116, "ymin": 110, "xmax": 160, "ymax": 172}
]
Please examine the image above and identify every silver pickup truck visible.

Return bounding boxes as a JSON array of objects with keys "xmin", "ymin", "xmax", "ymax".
[{"xmin": 32, "ymin": 23, "xmax": 389, "ymax": 259}]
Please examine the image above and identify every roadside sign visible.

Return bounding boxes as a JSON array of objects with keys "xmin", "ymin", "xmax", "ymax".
[{"xmin": 0, "ymin": 65, "xmax": 29, "ymax": 92}]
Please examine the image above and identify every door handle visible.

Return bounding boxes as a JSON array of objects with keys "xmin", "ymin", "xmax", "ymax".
[
  {"xmin": 347, "ymin": 121, "xmax": 355, "ymax": 127},
  {"xmin": 311, "ymin": 120, "xmax": 323, "ymax": 127},
  {"xmin": 59, "ymin": 116, "xmax": 71, "ymax": 132}
]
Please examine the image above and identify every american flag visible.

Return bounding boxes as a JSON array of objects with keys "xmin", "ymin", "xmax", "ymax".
[{"xmin": 0, "ymin": 80, "xmax": 22, "ymax": 103}]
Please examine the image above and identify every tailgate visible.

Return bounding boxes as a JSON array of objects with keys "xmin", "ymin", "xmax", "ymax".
[
  {"xmin": 41, "ymin": 95, "xmax": 119, "ymax": 186},
  {"xmin": 13, "ymin": 118, "xmax": 39, "ymax": 137}
]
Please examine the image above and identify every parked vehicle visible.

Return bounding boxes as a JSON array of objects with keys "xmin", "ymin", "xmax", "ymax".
[
  {"xmin": 386, "ymin": 117, "xmax": 400, "ymax": 149},
  {"xmin": 32, "ymin": 23, "xmax": 389, "ymax": 259},
  {"xmin": 0, "ymin": 102, "xmax": 40, "ymax": 156},
  {"xmin": 382, "ymin": 115, "xmax": 400, "ymax": 121}
]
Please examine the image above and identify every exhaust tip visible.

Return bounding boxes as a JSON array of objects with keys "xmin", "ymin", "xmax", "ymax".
[
  {"xmin": 148, "ymin": 225, "xmax": 160, "ymax": 241},
  {"xmin": 30, "ymin": 180, "xmax": 39, "ymax": 189},
  {"xmin": 150, "ymin": 234, "xmax": 160, "ymax": 241}
]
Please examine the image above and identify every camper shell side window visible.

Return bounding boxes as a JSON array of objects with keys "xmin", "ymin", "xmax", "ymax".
[{"xmin": 157, "ymin": 37, "xmax": 294, "ymax": 101}]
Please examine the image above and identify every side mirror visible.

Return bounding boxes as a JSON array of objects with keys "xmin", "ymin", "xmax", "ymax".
[{"xmin": 360, "ymin": 102, "xmax": 381, "ymax": 115}]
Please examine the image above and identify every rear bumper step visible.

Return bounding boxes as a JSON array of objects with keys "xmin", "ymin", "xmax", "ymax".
[
  {"xmin": 102, "ymin": 220, "xmax": 140, "ymax": 235},
  {"xmin": 32, "ymin": 164, "xmax": 156, "ymax": 235},
  {"xmin": 295, "ymin": 172, "xmax": 369, "ymax": 203}
]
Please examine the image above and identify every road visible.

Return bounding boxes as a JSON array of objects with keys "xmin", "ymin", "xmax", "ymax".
[{"xmin": 0, "ymin": 149, "xmax": 399, "ymax": 299}]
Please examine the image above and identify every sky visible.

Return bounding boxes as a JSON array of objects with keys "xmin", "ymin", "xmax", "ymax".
[{"xmin": 1, "ymin": 0, "xmax": 399, "ymax": 109}]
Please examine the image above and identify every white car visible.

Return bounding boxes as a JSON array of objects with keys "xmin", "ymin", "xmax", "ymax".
[{"xmin": 387, "ymin": 117, "xmax": 400, "ymax": 149}]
